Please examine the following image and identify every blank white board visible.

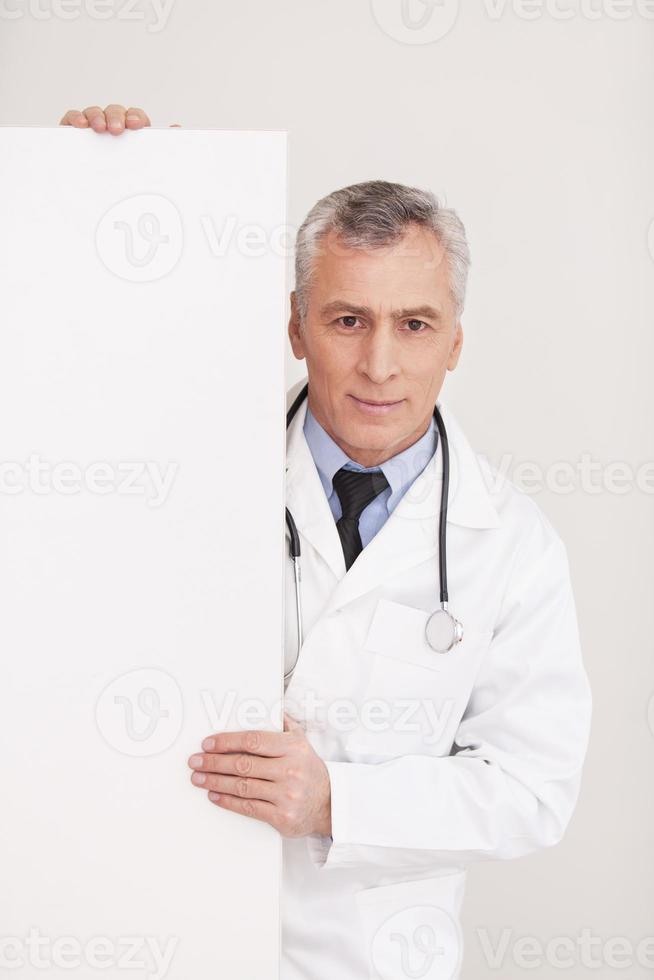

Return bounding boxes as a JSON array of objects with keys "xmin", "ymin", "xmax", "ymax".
[{"xmin": 0, "ymin": 128, "xmax": 287, "ymax": 979}]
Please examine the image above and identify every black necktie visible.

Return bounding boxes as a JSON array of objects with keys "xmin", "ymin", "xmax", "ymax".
[{"xmin": 332, "ymin": 466, "xmax": 390, "ymax": 571}]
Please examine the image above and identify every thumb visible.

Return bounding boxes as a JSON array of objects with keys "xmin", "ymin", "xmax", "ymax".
[{"xmin": 283, "ymin": 711, "xmax": 303, "ymax": 733}]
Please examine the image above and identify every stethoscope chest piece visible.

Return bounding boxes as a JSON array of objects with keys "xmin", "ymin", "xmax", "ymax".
[{"xmin": 425, "ymin": 605, "xmax": 463, "ymax": 654}]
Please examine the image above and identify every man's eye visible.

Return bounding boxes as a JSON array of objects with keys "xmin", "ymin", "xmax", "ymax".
[
  {"xmin": 406, "ymin": 319, "xmax": 427, "ymax": 332},
  {"xmin": 339, "ymin": 316, "xmax": 360, "ymax": 328}
]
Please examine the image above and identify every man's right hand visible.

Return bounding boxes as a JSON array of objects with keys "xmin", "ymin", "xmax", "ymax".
[{"xmin": 59, "ymin": 104, "xmax": 151, "ymax": 135}]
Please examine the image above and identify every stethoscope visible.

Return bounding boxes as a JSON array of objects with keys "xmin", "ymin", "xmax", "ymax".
[{"xmin": 284, "ymin": 382, "xmax": 463, "ymax": 681}]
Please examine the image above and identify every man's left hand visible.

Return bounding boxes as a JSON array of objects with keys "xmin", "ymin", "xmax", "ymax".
[{"xmin": 187, "ymin": 713, "xmax": 332, "ymax": 838}]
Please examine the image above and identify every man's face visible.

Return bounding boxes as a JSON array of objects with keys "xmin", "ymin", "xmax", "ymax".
[{"xmin": 288, "ymin": 223, "xmax": 464, "ymax": 467}]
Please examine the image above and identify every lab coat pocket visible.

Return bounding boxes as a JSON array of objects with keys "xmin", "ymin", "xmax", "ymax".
[
  {"xmin": 354, "ymin": 872, "xmax": 466, "ymax": 980},
  {"xmin": 345, "ymin": 598, "xmax": 492, "ymax": 759}
]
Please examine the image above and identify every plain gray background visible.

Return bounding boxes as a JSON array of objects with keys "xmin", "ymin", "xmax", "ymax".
[{"xmin": 1, "ymin": 1, "xmax": 653, "ymax": 976}]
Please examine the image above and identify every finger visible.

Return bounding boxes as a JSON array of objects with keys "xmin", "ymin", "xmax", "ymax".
[
  {"xmin": 200, "ymin": 730, "xmax": 287, "ymax": 757},
  {"xmin": 83, "ymin": 106, "xmax": 107, "ymax": 132},
  {"xmin": 125, "ymin": 107, "xmax": 151, "ymax": 130},
  {"xmin": 283, "ymin": 712, "xmax": 304, "ymax": 733},
  {"xmin": 188, "ymin": 751, "xmax": 281, "ymax": 780},
  {"xmin": 59, "ymin": 110, "xmax": 88, "ymax": 128},
  {"xmin": 207, "ymin": 792, "xmax": 278, "ymax": 826},
  {"xmin": 104, "ymin": 103, "xmax": 127, "ymax": 135},
  {"xmin": 191, "ymin": 771, "xmax": 280, "ymax": 803}
]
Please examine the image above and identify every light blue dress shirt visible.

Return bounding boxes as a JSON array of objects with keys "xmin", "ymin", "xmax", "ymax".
[{"xmin": 303, "ymin": 404, "xmax": 439, "ymax": 549}]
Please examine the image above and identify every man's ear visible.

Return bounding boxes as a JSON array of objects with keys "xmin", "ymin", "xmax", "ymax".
[
  {"xmin": 447, "ymin": 320, "xmax": 464, "ymax": 371},
  {"xmin": 288, "ymin": 292, "xmax": 306, "ymax": 360}
]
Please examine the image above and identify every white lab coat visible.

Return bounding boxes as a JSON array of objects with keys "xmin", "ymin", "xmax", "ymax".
[{"xmin": 281, "ymin": 378, "xmax": 592, "ymax": 980}]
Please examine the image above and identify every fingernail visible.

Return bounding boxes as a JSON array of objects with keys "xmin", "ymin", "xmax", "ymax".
[
  {"xmin": 189, "ymin": 754, "xmax": 204, "ymax": 768},
  {"xmin": 202, "ymin": 738, "xmax": 215, "ymax": 751},
  {"xmin": 209, "ymin": 792, "xmax": 220, "ymax": 802},
  {"xmin": 126, "ymin": 114, "xmax": 139, "ymax": 122},
  {"xmin": 191, "ymin": 772, "xmax": 206, "ymax": 786}
]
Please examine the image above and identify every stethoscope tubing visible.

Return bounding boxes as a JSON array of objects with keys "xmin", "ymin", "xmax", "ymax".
[{"xmin": 284, "ymin": 383, "xmax": 455, "ymax": 679}]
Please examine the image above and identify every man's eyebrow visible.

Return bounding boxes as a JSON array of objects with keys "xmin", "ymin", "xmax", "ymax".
[
  {"xmin": 394, "ymin": 305, "xmax": 443, "ymax": 321},
  {"xmin": 319, "ymin": 301, "xmax": 443, "ymax": 321},
  {"xmin": 319, "ymin": 301, "xmax": 372, "ymax": 319}
]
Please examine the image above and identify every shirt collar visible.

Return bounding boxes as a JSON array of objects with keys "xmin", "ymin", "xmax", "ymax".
[{"xmin": 303, "ymin": 403, "xmax": 438, "ymax": 515}]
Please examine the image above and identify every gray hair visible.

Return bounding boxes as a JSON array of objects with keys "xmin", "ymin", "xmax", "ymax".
[{"xmin": 294, "ymin": 180, "xmax": 470, "ymax": 322}]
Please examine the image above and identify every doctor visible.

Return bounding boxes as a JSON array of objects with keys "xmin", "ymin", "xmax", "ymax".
[{"xmin": 62, "ymin": 105, "xmax": 593, "ymax": 980}]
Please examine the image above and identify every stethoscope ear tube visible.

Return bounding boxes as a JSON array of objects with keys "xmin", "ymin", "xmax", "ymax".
[
  {"xmin": 286, "ymin": 382, "xmax": 309, "ymax": 429},
  {"xmin": 285, "ymin": 507, "xmax": 301, "ymax": 559},
  {"xmin": 431, "ymin": 402, "xmax": 450, "ymax": 606},
  {"xmin": 285, "ymin": 508, "xmax": 303, "ymax": 680}
]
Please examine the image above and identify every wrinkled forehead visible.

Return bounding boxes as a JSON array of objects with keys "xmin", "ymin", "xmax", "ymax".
[{"xmin": 308, "ymin": 225, "xmax": 453, "ymax": 313}]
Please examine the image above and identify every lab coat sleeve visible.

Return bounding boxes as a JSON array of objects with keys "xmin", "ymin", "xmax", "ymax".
[{"xmin": 305, "ymin": 515, "xmax": 592, "ymax": 872}]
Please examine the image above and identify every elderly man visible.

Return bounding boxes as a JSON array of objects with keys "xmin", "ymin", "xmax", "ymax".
[{"xmin": 62, "ymin": 105, "xmax": 592, "ymax": 980}]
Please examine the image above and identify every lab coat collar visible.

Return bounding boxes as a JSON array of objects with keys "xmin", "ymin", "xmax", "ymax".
[{"xmin": 285, "ymin": 378, "xmax": 500, "ymax": 608}]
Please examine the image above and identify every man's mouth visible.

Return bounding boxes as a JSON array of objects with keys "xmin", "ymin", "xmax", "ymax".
[{"xmin": 348, "ymin": 395, "xmax": 404, "ymax": 415}]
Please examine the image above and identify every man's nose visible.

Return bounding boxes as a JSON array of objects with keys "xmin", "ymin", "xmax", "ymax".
[{"xmin": 358, "ymin": 325, "xmax": 400, "ymax": 384}]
